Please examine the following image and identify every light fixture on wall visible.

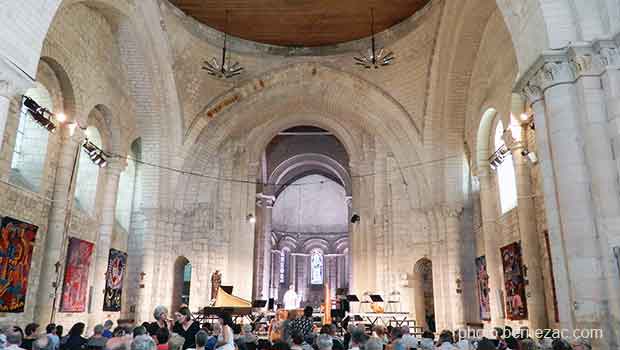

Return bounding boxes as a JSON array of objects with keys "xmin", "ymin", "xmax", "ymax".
[
  {"xmin": 489, "ymin": 144, "xmax": 509, "ymax": 170},
  {"xmin": 350, "ymin": 214, "xmax": 360, "ymax": 223},
  {"xmin": 82, "ymin": 139, "xmax": 108, "ymax": 167},
  {"xmin": 353, "ymin": 8, "xmax": 395, "ymax": 69},
  {"xmin": 247, "ymin": 214, "xmax": 256, "ymax": 224},
  {"xmin": 21, "ymin": 96, "xmax": 58, "ymax": 133},
  {"xmin": 203, "ymin": 10, "xmax": 244, "ymax": 79},
  {"xmin": 521, "ymin": 149, "xmax": 538, "ymax": 165}
]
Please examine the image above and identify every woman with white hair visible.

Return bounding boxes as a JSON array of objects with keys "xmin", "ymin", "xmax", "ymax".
[{"xmin": 153, "ymin": 306, "xmax": 172, "ymax": 333}]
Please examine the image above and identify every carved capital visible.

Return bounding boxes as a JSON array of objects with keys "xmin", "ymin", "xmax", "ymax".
[
  {"xmin": 442, "ymin": 204, "xmax": 464, "ymax": 218},
  {"xmin": 596, "ymin": 44, "xmax": 620, "ymax": 68},
  {"xmin": 344, "ymin": 196, "xmax": 353, "ymax": 208},
  {"xmin": 522, "ymin": 80, "xmax": 544, "ymax": 105},
  {"xmin": 256, "ymin": 193, "xmax": 276, "ymax": 208}
]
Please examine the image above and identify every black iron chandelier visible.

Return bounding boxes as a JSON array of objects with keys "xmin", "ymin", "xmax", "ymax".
[
  {"xmin": 203, "ymin": 10, "xmax": 244, "ymax": 79},
  {"xmin": 354, "ymin": 8, "xmax": 395, "ymax": 69}
]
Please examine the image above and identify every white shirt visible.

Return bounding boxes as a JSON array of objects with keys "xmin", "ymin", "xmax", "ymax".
[{"xmin": 283, "ymin": 290, "xmax": 300, "ymax": 310}]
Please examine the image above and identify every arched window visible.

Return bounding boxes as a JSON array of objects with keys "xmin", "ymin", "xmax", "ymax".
[
  {"xmin": 494, "ymin": 120, "xmax": 517, "ymax": 213},
  {"xmin": 310, "ymin": 250, "xmax": 324, "ymax": 285},
  {"xmin": 115, "ymin": 150, "xmax": 136, "ymax": 230},
  {"xmin": 279, "ymin": 249, "xmax": 288, "ymax": 284},
  {"xmin": 11, "ymin": 84, "xmax": 52, "ymax": 191},
  {"xmin": 74, "ymin": 126, "xmax": 102, "ymax": 214}
]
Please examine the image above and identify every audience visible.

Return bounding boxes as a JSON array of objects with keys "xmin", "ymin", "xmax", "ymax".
[
  {"xmin": 365, "ymin": 338, "xmax": 382, "ymax": 350},
  {"xmin": 400, "ymin": 326, "xmax": 418, "ymax": 349},
  {"xmin": 86, "ymin": 325, "xmax": 107, "ymax": 350},
  {"xmin": 419, "ymin": 331, "xmax": 435, "ymax": 350},
  {"xmin": 436, "ymin": 330, "xmax": 457, "ymax": 350},
  {"xmin": 22, "ymin": 323, "xmax": 39, "ymax": 350},
  {"xmin": 237, "ymin": 325, "xmax": 257, "ymax": 346},
  {"xmin": 60, "ymin": 323, "xmax": 87, "ymax": 350},
  {"xmin": 131, "ymin": 336, "xmax": 156, "ymax": 350},
  {"xmin": 102, "ymin": 322, "xmax": 114, "ymax": 340},
  {"xmin": 155, "ymin": 328, "xmax": 170, "ymax": 350},
  {"xmin": 172, "ymin": 308, "xmax": 200, "ymax": 350},
  {"xmin": 290, "ymin": 307, "xmax": 314, "ymax": 339},
  {"xmin": 33, "ymin": 335, "xmax": 53, "ymax": 350},
  {"xmin": 315, "ymin": 335, "xmax": 332, "ymax": 350},
  {"xmin": 45, "ymin": 325, "xmax": 59, "ymax": 350},
  {"xmin": 191, "ymin": 331, "xmax": 208, "ymax": 350},
  {"xmin": 6, "ymin": 328, "xmax": 25, "ymax": 350}
]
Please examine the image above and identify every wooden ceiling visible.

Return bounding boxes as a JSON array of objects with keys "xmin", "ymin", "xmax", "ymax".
[{"xmin": 169, "ymin": 0, "xmax": 431, "ymax": 47}]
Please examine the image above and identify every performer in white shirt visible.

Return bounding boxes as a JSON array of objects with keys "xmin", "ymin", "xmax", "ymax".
[{"xmin": 283, "ymin": 284, "xmax": 300, "ymax": 310}]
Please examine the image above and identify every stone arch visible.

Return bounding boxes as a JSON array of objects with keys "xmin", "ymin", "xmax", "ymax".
[
  {"xmin": 38, "ymin": 56, "xmax": 77, "ymax": 119},
  {"xmin": 171, "ymin": 256, "xmax": 191, "ymax": 311},
  {"xmin": 475, "ymin": 108, "xmax": 499, "ymax": 172},
  {"xmin": 412, "ymin": 257, "xmax": 435, "ymax": 330},
  {"xmin": 301, "ymin": 238, "xmax": 330, "ymax": 254},
  {"xmin": 266, "ymin": 153, "xmax": 352, "ymax": 198}
]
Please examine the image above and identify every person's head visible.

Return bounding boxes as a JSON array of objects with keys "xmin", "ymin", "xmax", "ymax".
[
  {"xmin": 494, "ymin": 328, "xmax": 504, "ymax": 340},
  {"xmin": 153, "ymin": 306, "xmax": 169, "ymax": 322},
  {"xmin": 113, "ymin": 327, "xmax": 128, "ymax": 338},
  {"xmin": 303, "ymin": 306, "xmax": 313, "ymax": 318},
  {"xmin": 289, "ymin": 285, "xmax": 295, "ymax": 291},
  {"xmin": 316, "ymin": 334, "xmax": 333, "ymax": 350},
  {"xmin": 292, "ymin": 332, "xmax": 304, "ymax": 346},
  {"xmin": 400, "ymin": 326, "xmax": 410, "ymax": 336},
  {"xmin": 476, "ymin": 339, "xmax": 496, "ymax": 350},
  {"xmin": 155, "ymin": 328, "xmax": 170, "ymax": 346},
  {"xmin": 131, "ymin": 335, "xmax": 156, "ymax": 350},
  {"xmin": 195, "ymin": 331, "xmax": 209, "ymax": 349},
  {"xmin": 93, "ymin": 325, "xmax": 104, "ymax": 336},
  {"xmin": 365, "ymin": 338, "xmax": 382, "ymax": 350},
  {"xmin": 390, "ymin": 326, "xmax": 403, "ymax": 341},
  {"xmin": 320, "ymin": 325, "xmax": 331, "ymax": 335},
  {"xmin": 421, "ymin": 331, "xmax": 434, "ymax": 340},
  {"xmin": 177, "ymin": 307, "xmax": 192, "ymax": 324},
  {"xmin": 572, "ymin": 337, "xmax": 592, "ymax": 350},
  {"xmin": 218, "ymin": 312, "xmax": 234, "ymax": 328},
  {"xmin": 373, "ymin": 325, "xmax": 386, "ymax": 338},
  {"xmin": 55, "ymin": 326, "xmax": 63, "ymax": 338},
  {"xmin": 133, "ymin": 326, "xmax": 147, "ymax": 338},
  {"xmin": 350, "ymin": 326, "xmax": 366, "ymax": 346},
  {"xmin": 552, "ymin": 339, "xmax": 572, "ymax": 350},
  {"xmin": 505, "ymin": 336, "xmax": 519, "ymax": 350},
  {"xmin": 25, "ymin": 323, "xmax": 39, "ymax": 337},
  {"xmin": 168, "ymin": 334, "xmax": 185, "ymax": 350},
  {"xmin": 104, "ymin": 320, "xmax": 114, "ymax": 330},
  {"xmin": 45, "ymin": 324, "xmax": 56, "ymax": 335},
  {"xmin": 437, "ymin": 330, "xmax": 454, "ymax": 345},
  {"xmin": 69, "ymin": 323, "xmax": 85, "ymax": 337},
  {"xmin": 6, "ymin": 328, "xmax": 22, "ymax": 346},
  {"xmin": 211, "ymin": 323, "xmax": 222, "ymax": 336},
  {"xmin": 520, "ymin": 338, "xmax": 540, "ymax": 350},
  {"xmin": 272, "ymin": 342, "xmax": 291, "ymax": 350},
  {"xmin": 242, "ymin": 324, "xmax": 253, "ymax": 335}
]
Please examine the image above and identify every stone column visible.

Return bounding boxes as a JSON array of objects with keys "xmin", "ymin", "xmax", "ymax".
[
  {"xmin": 443, "ymin": 204, "xmax": 466, "ymax": 328},
  {"xmin": 345, "ymin": 196, "xmax": 353, "ymax": 287},
  {"xmin": 254, "ymin": 194, "xmax": 275, "ymax": 300},
  {"xmin": 35, "ymin": 127, "xmax": 84, "ymax": 325},
  {"xmin": 521, "ymin": 55, "xmax": 611, "ymax": 344},
  {"xmin": 478, "ymin": 171, "xmax": 505, "ymax": 326},
  {"xmin": 89, "ymin": 159, "xmax": 125, "ymax": 324},
  {"xmin": 506, "ymin": 94, "xmax": 548, "ymax": 331}
]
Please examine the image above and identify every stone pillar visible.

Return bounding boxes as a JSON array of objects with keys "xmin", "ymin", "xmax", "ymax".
[
  {"xmin": 89, "ymin": 159, "xmax": 125, "ymax": 325},
  {"xmin": 345, "ymin": 196, "xmax": 353, "ymax": 287},
  {"xmin": 254, "ymin": 194, "xmax": 275, "ymax": 300},
  {"xmin": 478, "ymin": 171, "xmax": 505, "ymax": 326},
  {"xmin": 506, "ymin": 94, "xmax": 548, "ymax": 331},
  {"xmin": 35, "ymin": 127, "xmax": 84, "ymax": 325},
  {"xmin": 520, "ymin": 54, "xmax": 614, "ymax": 347},
  {"xmin": 443, "ymin": 205, "xmax": 466, "ymax": 328}
]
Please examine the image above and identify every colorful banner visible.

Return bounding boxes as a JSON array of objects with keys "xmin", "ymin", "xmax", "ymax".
[
  {"xmin": 501, "ymin": 242, "xmax": 528, "ymax": 320},
  {"xmin": 103, "ymin": 249, "xmax": 127, "ymax": 311},
  {"xmin": 60, "ymin": 238, "xmax": 94, "ymax": 312},
  {"xmin": 0, "ymin": 217, "xmax": 38, "ymax": 313},
  {"xmin": 475, "ymin": 256, "xmax": 491, "ymax": 321}
]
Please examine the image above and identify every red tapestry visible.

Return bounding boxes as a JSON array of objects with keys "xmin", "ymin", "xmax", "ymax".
[
  {"xmin": 501, "ymin": 242, "xmax": 528, "ymax": 320},
  {"xmin": 0, "ymin": 217, "xmax": 38, "ymax": 313},
  {"xmin": 60, "ymin": 238, "xmax": 94, "ymax": 312}
]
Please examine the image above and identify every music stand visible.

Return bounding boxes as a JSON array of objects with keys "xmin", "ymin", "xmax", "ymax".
[
  {"xmin": 369, "ymin": 295, "xmax": 383, "ymax": 303},
  {"xmin": 347, "ymin": 295, "xmax": 360, "ymax": 313},
  {"xmin": 252, "ymin": 300, "xmax": 267, "ymax": 308}
]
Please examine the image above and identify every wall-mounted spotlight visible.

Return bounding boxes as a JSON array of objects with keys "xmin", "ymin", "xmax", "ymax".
[
  {"xmin": 489, "ymin": 144, "xmax": 509, "ymax": 170},
  {"xmin": 22, "ymin": 96, "xmax": 57, "ymax": 133},
  {"xmin": 521, "ymin": 149, "xmax": 538, "ymax": 165},
  {"xmin": 350, "ymin": 214, "xmax": 360, "ymax": 224},
  {"xmin": 82, "ymin": 139, "xmax": 108, "ymax": 168},
  {"xmin": 247, "ymin": 214, "xmax": 256, "ymax": 224}
]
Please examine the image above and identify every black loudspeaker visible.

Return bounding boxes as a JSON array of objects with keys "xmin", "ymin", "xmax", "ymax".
[
  {"xmin": 351, "ymin": 214, "xmax": 360, "ymax": 223},
  {"xmin": 268, "ymin": 298, "xmax": 275, "ymax": 310}
]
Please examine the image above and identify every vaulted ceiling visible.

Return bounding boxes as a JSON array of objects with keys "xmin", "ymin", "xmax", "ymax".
[{"xmin": 168, "ymin": 0, "xmax": 431, "ymax": 47}]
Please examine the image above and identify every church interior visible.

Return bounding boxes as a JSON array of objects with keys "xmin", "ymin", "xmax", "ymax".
[{"xmin": 0, "ymin": 0, "xmax": 620, "ymax": 349}]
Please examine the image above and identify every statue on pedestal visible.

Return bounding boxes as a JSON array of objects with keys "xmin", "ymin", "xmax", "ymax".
[{"xmin": 211, "ymin": 270, "xmax": 222, "ymax": 301}]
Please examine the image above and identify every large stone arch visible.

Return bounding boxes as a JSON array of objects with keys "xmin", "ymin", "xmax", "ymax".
[{"xmin": 182, "ymin": 63, "xmax": 429, "ymax": 208}]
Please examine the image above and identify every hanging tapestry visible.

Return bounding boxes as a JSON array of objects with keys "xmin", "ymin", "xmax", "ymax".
[
  {"xmin": 0, "ymin": 217, "xmax": 38, "ymax": 313},
  {"xmin": 103, "ymin": 249, "xmax": 127, "ymax": 311},
  {"xmin": 60, "ymin": 238, "xmax": 94, "ymax": 312},
  {"xmin": 475, "ymin": 256, "xmax": 491, "ymax": 321},
  {"xmin": 500, "ymin": 242, "xmax": 528, "ymax": 320}
]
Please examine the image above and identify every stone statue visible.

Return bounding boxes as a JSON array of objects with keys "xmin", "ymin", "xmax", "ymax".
[{"xmin": 211, "ymin": 270, "xmax": 222, "ymax": 301}]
